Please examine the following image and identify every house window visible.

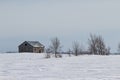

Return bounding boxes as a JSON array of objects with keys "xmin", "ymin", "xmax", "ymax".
[{"xmin": 25, "ymin": 44, "xmax": 27, "ymax": 46}]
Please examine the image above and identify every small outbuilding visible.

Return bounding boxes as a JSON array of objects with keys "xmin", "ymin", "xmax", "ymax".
[{"xmin": 18, "ymin": 41, "xmax": 45, "ymax": 53}]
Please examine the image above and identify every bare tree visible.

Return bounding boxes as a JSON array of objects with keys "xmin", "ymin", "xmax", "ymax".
[
  {"xmin": 67, "ymin": 49, "xmax": 72, "ymax": 57},
  {"xmin": 45, "ymin": 48, "xmax": 52, "ymax": 58},
  {"xmin": 88, "ymin": 34, "xmax": 97, "ymax": 54},
  {"xmin": 88, "ymin": 34, "xmax": 109, "ymax": 55},
  {"xmin": 72, "ymin": 41, "xmax": 80, "ymax": 56},
  {"xmin": 96, "ymin": 35, "xmax": 106, "ymax": 55},
  {"xmin": 49, "ymin": 37, "xmax": 62, "ymax": 58}
]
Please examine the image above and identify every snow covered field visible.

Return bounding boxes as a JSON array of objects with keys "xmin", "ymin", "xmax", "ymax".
[{"xmin": 0, "ymin": 53, "xmax": 120, "ymax": 80}]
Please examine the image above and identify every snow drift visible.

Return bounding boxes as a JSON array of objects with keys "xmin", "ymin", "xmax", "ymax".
[{"xmin": 0, "ymin": 53, "xmax": 120, "ymax": 80}]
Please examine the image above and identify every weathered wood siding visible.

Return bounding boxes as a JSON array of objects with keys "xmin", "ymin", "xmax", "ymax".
[
  {"xmin": 19, "ymin": 41, "xmax": 44, "ymax": 53},
  {"xmin": 33, "ymin": 47, "xmax": 44, "ymax": 53},
  {"xmin": 19, "ymin": 42, "xmax": 33, "ymax": 53}
]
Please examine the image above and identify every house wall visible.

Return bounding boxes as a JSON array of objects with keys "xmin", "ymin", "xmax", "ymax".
[
  {"xmin": 19, "ymin": 42, "xmax": 33, "ymax": 53},
  {"xmin": 33, "ymin": 47, "xmax": 44, "ymax": 53}
]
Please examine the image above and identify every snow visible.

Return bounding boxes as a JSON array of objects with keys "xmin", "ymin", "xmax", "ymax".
[{"xmin": 0, "ymin": 53, "xmax": 120, "ymax": 80}]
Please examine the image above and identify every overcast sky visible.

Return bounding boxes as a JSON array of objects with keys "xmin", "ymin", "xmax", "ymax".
[{"xmin": 0, "ymin": 0, "xmax": 120, "ymax": 52}]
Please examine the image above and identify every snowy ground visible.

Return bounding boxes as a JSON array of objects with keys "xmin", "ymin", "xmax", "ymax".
[{"xmin": 0, "ymin": 53, "xmax": 120, "ymax": 80}]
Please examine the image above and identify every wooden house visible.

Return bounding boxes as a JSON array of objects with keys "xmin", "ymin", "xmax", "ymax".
[{"xmin": 18, "ymin": 41, "xmax": 44, "ymax": 53}]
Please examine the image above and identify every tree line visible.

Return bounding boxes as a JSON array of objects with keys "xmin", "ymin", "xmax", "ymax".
[{"xmin": 45, "ymin": 34, "xmax": 118, "ymax": 58}]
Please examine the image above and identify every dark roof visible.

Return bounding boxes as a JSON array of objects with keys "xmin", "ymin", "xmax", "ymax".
[{"xmin": 26, "ymin": 41, "xmax": 44, "ymax": 47}]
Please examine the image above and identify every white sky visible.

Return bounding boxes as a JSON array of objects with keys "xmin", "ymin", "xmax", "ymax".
[{"xmin": 0, "ymin": 0, "xmax": 120, "ymax": 52}]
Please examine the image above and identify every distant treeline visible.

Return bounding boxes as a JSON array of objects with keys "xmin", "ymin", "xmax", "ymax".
[{"xmin": 45, "ymin": 34, "xmax": 120, "ymax": 58}]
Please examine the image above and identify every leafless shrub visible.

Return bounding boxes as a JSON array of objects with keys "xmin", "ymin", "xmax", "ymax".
[
  {"xmin": 72, "ymin": 41, "xmax": 84, "ymax": 56},
  {"xmin": 88, "ymin": 34, "xmax": 110, "ymax": 55},
  {"xmin": 49, "ymin": 37, "xmax": 62, "ymax": 58}
]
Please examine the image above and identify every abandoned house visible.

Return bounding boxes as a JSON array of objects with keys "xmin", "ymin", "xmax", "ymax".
[{"xmin": 18, "ymin": 41, "xmax": 45, "ymax": 53}]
